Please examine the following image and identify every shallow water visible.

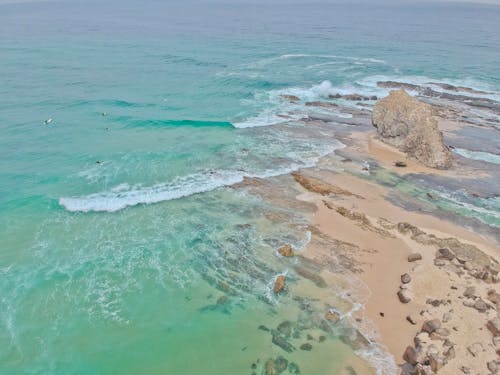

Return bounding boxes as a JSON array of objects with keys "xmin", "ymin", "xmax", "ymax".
[{"xmin": 1, "ymin": 1, "xmax": 500, "ymax": 374}]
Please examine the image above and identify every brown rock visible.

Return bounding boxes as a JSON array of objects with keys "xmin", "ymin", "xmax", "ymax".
[
  {"xmin": 395, "ymin": 161, "xmax": 407, "ymax": 167},
  {"xmin": 488, "ymin": 289, "xmax": 500, "ymax": 305},
  {"xmin": 408, "ymin": 253, "xmax": 423, "ymax": 262},
  {"xmin": 398, "ymin": 289, "xmax": 411, "ymax": 303},
  {"xmin": 406, "ymin": 315, "xmax": 417, "ymax": 325},
  {"xmin": 273, "ymin": 275, "xmax": 286, "ymax": 293},
  {"xmin": 422, "ymin": 319, "xmax": 441, "ymax": 334},
  {"xmin": 401, "ymin": 273, "xmax": 411, "ymax": 284},
  {"xmin": 280, "ymin": 94, "xmax": 300, "ymax": 102},
  {"xmin": 487, "ymin": 318, "xmax": 500, "ymax": 337},
  {"xmin": 372, "ymin": 90, "xmax": 453, "ymax": 169},
  {"xmin": 325, "ymin": 309, "xmax": 340, "ymax": 324},
  {"xmin": 278, "ymin": 244, "xmax": 294, "ymax": 257}
]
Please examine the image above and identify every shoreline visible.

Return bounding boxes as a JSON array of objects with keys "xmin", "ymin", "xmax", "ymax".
[{"xmin": 288, "ymin": 136, "xmax": 499, "ymax": 374}]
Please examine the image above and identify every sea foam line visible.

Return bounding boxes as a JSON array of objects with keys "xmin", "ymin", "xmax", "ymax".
[{"xmin": 60, "ymin": 145, "xmax": 341, "ymax": 213}]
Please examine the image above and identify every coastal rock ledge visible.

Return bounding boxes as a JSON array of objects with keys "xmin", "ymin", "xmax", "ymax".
[{"xmin": 372, "ymin": 89, "xmax": 453, "ymax": 169}]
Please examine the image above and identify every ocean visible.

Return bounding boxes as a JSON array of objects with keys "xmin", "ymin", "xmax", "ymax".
[{"xmin": 1, "ymin": 1, "xmax": 499, "ymax": 374}]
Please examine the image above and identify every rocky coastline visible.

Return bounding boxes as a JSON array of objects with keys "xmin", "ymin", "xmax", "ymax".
[{"xmin": 240, "ymin": 84, "xmax": 499, "ymax": 375}]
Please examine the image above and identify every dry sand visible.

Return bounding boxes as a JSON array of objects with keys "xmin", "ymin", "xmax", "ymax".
[{"xmin": 289, "ymin": 141, "xmax": 499, "ymax": 374}]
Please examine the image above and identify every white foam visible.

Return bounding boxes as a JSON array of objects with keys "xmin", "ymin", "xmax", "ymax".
[
  {"xmin": 60, "ymin": 144, "xmax": 341, "ymax": 213},
  {"xmin": 453, "ymin": 148, "xmax": 500, "ymax": 165}
]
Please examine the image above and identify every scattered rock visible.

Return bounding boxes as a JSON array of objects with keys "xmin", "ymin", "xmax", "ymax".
[
  {"xmin": 274, "ymin": 356, "xmax": 288, "ymax": 373},
  {"xmin": 299, "ymin": 343, "xmax": 313, "ymax": 351},
  {"xmin": 442, "ymin": 313, "xmax": 452, "ymax": 323},
  {"xmin": 264, "ymin": 359, "xmax": 277, "ymax": 375},
  {"xmin": 467, "ymin": 342, "xmax": 483, "ymax": 357},
  {"xmin": 401, "ymin": 273, "xmax": 412, "ymax": 284},
  {"xmin": 407, "ymin": 315, "xmax": 417, "ymax": 325},
  {"xmin": 473, "ymin": 299, "xmax": 488, "ymax": 312},
  {"xmin": 460, "ymin": 366, "xmax": 470, "ymax": 374},
  {"xmin": 395, "ymin": 161, "xmax": 407, "ymax": 167},
  {"xmin": 372, "ymin": 90, "xmax": 453, "ymax": 169},
  {"xmin": 273, "ymin": 275, "xmax": 286, "ymax": 293},
  {"xmin": 258, "ymin": 325, "xmax": 270, "ymax": 332},
  {"xmin": 288, "ymin": 362, "xmax": 300, "ymax": 374},
  {"xmin": 487, "ymin": 289, "xmax": 500, "ymax": 305},
  {"xmin": 422, "ymin": 319, "xmax": 441, "ymax": 334},
  {"xmin": 277, "ymin": 321, "xmax": 293, "ymax": 338},
  {"xmin": 398, "ymin": 289, "xmax": 412, "ymax": 303},
  {"xmin": 280, "ymin": 95, "xmax": 300, "ymax": 102},
  {"xmin": 272, "ymin": 334, "xmax": 295, "ymax": 353},
  {"xmin": 487, "ymin": 360, "xmax": 498, "ymax": 374},
  {"xmin": 436, "ymin": 248, "xmax": 455, "ymax": 261},
  {"xmin": 463, "ymin": 286, "xmax": 476, "ymax": 298},
  {"xmin": 487, "ymin": 318, "xmax": 500, "ymax": 337},
  {"xmin": 325, "ymin": 309, "xmax": 340, "ymax": 324},
  {"xmin": 278, "ymin": 244, "xmax": 294, "ymax": 257},
  {"xmin": 408, "ymin": 253, "xmax": 423, "ymax": 262}
]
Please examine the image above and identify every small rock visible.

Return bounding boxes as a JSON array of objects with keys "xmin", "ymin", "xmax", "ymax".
[
  {"xmin": 280, "ymin": 95, "xmax": 300, "ymax": 102},
  {"xmin": 264, "ymin": 359, "xmax": 276, "ymax": 375},
  {"xmin": 401, "ymin": 273, "xmax": 411, "ymax": 284},
  {"xmin": 272, "ymin": 334, "xmax": 295, "ymax": 353},
  {"xmin": 487, "ymin": 289, "xmax": 500, "ymax": 305},
  {"xmin": 422, "ymin": 319, "xmax": 441, "ymax": 334},
  {"xmin": 473, "ymin": 299, "xmax": 488, "ymax": 312},
  {"xmin": 487, "ymin": 361, "xmax": 498, "ymax": 373},
  {"xmin": 288, "ymin": 362, "xmax": 300, "ymax": 374},
  {"xmin": 487, "ymin": 318, "xmax": 500, "ymax": 337},
  {"xmin": 274, "ymin": 356, "xmax": 288, "ymax": 373},
  {"xmin": 463, "ymin": 286, "xmax": 476, "ymax": 298},
  {"xmin": 379, "ymin": 312, "xmax": 385, "ymax": 317},
  {"xmin": 325, "ymin": 309, "xmax": 340, "ymax": 324},
  {"xmin": 273, "ymin": 275, "xmax": 286, "ymax": 293},
  {"xmin": 428, "ymin": 353, "xmax": 445, "ymax": 372},
  {"xmin": 460, "ymin": 366, "xmax": 470, "ymax": 374},
  {"xmin": 434, "ymin": 258, "xmax": 446, "ymax": 267},
  {"xmin": 277, "ymin": 321, "xmax": 293, "ymax": 338},
  {"xmin": 278, "ymin": 244, "xmax": 294, "ymax": 257},
  {"xmin": 398, "ymin": 289, "xmax": 411, "ymax": 303},
  {"xmin": 443, "ymin": 346, "xmax": 455, "ymax": 360},
  {"xmin": 318, "ymin": 335, "xmax": 326, "ymax": 343},
  {"xmin": 406, "ymin": 315, "xmax": 417, "ymax": 325},
  {"xmin": 408, "ymin": 253, "xmax": 422, "ymax": 262},
  {"xmin": 299, "ymin": 343, "xmax": 312, "ymax": 351},
  {"xmin": 467, "ymin": 342, "xmax": 483, "ymax": 357},
  {"xmin": 493, "ymin": 336, "xmax": 500, "ymax": 347},
  {"xmin": 442, "ymin": 313, "xmax": 452, "ymax": 323},
  {"xmin": 436, "ymin": 248, "xmax": 455, "ymax": 261},
  {"xmin": 395, "ymin": 161, "xmax": 407, "ymax": 167}
]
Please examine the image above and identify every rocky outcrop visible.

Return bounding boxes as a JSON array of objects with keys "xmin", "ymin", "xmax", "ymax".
[
  {"xmin": 278, "ymin": 244, "xmax": 294, "ymax": 257},
  {"xmin": 372, "ymin": 90, "xmax": 453, "ymax": 169},
  {"xmin": 274, "ymin": 275, "xmax": 286, "ymax": 293}
]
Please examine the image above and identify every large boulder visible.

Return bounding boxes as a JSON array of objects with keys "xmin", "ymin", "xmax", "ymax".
[{"xmin": 372, "ymin": 90, "xmax": 453, "ymax": 169}]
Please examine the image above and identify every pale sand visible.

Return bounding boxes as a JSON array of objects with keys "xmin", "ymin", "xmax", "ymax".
[
  {"xmin": 292, "ymin": 164, "xmax": 499, "ymax": 374},
  {"xmin": 349, "ymin": 131, "xmax": 489, "ymax": 179}
]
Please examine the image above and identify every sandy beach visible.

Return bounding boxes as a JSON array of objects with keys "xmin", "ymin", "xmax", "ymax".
[{"xmin": 279, "ymin": 90, "xmax": 500, "ymax": 374}]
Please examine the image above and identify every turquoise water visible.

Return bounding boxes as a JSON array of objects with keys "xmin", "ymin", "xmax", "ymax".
[{"xmin": 1, "ymin": 1, "xmax": 500, "ymax": 374}]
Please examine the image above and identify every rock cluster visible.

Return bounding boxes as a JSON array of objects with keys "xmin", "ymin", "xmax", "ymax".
[
  {"xmin": 372, "ymin": 90, "xmax": 453, "ymax": 169},
  {"xmin": 403, "ymin": 319, "xmax": 456, "ymax": 374}
]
